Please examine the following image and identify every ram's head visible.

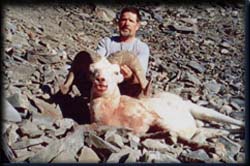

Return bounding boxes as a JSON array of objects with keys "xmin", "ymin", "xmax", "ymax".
[{"xmin": 89, "ymin": 57, "xmax": 124, "ymax": 96}]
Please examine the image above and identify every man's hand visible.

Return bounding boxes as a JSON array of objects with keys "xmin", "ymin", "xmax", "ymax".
[{"xmin": 120, "ymin": 65, "xmax": 133, "ymax": 80}]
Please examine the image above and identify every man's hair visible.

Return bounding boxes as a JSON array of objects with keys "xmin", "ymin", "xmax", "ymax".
[{"xmin": 120, "ymin": 7, "xmax": 141, "ymax": 22}]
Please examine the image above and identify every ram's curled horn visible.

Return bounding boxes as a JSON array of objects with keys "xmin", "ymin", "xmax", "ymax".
[
  {"xmin": 107, "ymin": 51, "xmax": 150, "ymax": 95},
  {"xmin": 83, "ymin": 48, "xmax": 102, "ymax": 63}
]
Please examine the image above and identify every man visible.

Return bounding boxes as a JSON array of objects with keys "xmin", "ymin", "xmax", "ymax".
[{"xmin": 60, "ymin": 7, "xmax": 150, "ymax": 97}]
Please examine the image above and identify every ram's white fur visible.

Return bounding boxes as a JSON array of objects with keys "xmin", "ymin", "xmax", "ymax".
[{"xmin": 89, "ymin": 57, "xmax": 244, "ymax": 140}]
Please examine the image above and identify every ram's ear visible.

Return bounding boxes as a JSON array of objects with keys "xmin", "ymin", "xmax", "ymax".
[
  {"xmin": 116, "ymin": 73, "xmax": 124, "ymax": 83},
  {"xmin": 113, "ymin": 64, "xmax": 124, "ymax": 83},
  {"xmin": 89, "ymin": 64, "xmax": 95, "ymax": 73}
]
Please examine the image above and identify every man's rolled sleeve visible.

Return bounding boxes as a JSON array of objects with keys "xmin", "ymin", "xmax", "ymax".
[{"xmin": 96, "ymin": 37, "xmax": 108, "ymax": 57}]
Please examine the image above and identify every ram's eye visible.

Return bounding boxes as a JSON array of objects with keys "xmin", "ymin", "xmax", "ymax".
[{"xmin": 114, "ymin": 71, "xmax": 119, "ymax": 75}]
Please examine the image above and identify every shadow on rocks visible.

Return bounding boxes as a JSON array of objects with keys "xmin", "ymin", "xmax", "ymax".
[
  {"xmin": 51, "ymin": 91, "xmax": 91, "ymax": 124},
  {"xmin": 49, "ymin": 51, "xmax": 95, "ymax": 124}
]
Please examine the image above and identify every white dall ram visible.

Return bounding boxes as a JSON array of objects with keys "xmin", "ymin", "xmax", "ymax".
[{"xmin": 89, "ymin": 57, "xmax": 244, "ymax": 140}]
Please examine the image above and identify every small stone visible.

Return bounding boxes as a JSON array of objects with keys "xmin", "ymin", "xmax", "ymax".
[
  {"xmin": 216, "ymin": 136, "xmax": 241, "ymax": 162},
  {"xmin": 89, "ymin": 133, "xmax": 120, "ymax": 153},
  {"xmin": 220, "ymin": 48, "xmax": 229, "ymax": 54},
  {"xmin": 127, "ymin": 133, "xmax": 140, "ymax": 149},
  {"xmin": 204, "ymin": 80, "xmax": 221, "ymax": 94},
  {"xmin": 188, "ymin": 61, "xmax": 206, "ymax": 73},
  {"xmin": 142, "ymin": 139, "xmax": 172, "ymax": 152},
  {"xmin": 29, "ymin": 139, "xmax": 64, "ymax": 163},
  {"xmin": 95, "ymin": 6, "xmax": 116, "ymax": 22},
  {"xmin": 235, "ymin": 152, "xmax": 245, "ymax": 163},
  {"xmin": 168, "ymin": 24, "xmax": 198, "ymax": 33},
  {"xmin": 28, "ymin": 95, "xmax": 63, "ymax": 121},
  {"xmin": 105, "ymin": 133, "xmax": 124, "ymax": 148},
  {"xmin": 229, "ymin": 111, "xmax": 245, "ymax": 121},
  {"xmin": 182, "ymin": 72, "xmax": 201, "ymax": 85},
  {"xmin": 60, "ymin": 126, "xmax": 85, "ymax": 155},
  {"xmin": 219, "ymin": 104, "xmax": 233, "ymax": 115},
  {"xmin": 232, "ymin": 11, "xmax": 238, "ymax": 17},
  {"xmin": 7, "ymin": 93, "xmax": 30, "ymax": 109},
  {"xmin": 78, "ymin": 146, "xmax": 100, "ymax": 163},
  {"xmin": 153, "ymin": 13, "xmax": 163, "ymax": 23},
  {"xmin": 54, "ymin": 118, "xmax": 75, "ymax": 130},
  {"xmin": 230, "ymin": 98, "xmax": 245, "ymax": 108},
  {"xmin": 214, "ymin": 142, "xmax": 227, "ymax": 157},
  {"xmin": 143, "ymin": 150, "xmax": 180, "ymax": 163},
  {"xmin": 7, "ymin": 63, "xmax": 36, "ymax": 81},
  {"xmin": 13, "ymin": 148, "xmax": 35, "ymax": 162},
  {"xmin": 6, "ymin": 123, "xmax": 20, "ymax": 145},
  {"xmin": 51, "ymin": 151, "xmax": 77, "ymax": 163},
  {"xmin": 220, "ymin": 41, "xmax": 231, "ymax": 48},
  {"xmin": 19, "ymin": 120, "xmax": 43, "ymax": 138},
  {"xmin": 107, "ymin": 146, "xmax": 141, "ymax": 163},
  {"xmin": 11, "ymin": 137, "xmax": 46, "ymax": 150},
  {"xmin": 179, "ymin": 149, "xmax": 211, "ymax": 163},
  {"xmin": 3, "ymin": 100, "xmax": 22, "ymax": 122}
]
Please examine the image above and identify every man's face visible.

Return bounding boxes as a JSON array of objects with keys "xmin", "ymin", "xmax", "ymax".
[{"xmin": 118, "ymin": 12, "xmax": 140, "ymax": 38}]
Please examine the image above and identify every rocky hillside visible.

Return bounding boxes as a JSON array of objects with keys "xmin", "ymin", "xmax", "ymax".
[{"xmin": 2, "ymin": 1, "xmax": 246, "ymax": 163}]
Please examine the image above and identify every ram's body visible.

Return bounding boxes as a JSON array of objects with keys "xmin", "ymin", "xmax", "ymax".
[{"xmin": 89, "ymin": 57, "xmax": 244, "ymax": 140}]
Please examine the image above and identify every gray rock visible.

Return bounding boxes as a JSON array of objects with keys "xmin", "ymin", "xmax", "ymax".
[
  {"xmin": 29, "ymin": 139, "xmax": 64, "ymax": 163},
  {"xmin": 7, "ymin": 93, "xmax": 30, "ymax": 109},
  {"xmin": 11, "ymin": 32, "xmax": 30, "ymax": 48},
  {"xmin": 235, "ymin": 152, "xmax": 245, "ymax": 163},
  {"xmin": 13, "ymin": 148, "xmax": 35, "ymax": 162},
  {"xmin": 188, "ymin": 61, "xmax": 206, "ymax": 73},
  {"xmin": 216, "ymin": 136, "xmax": 241, "ymax": 162},
  {"xmin": 230, "ymin": 98, "xmax": 245, "ymax": 108},
  {"xmin": 37, "ymin": 54, "xmax": 61, "ymax": 64},
  {"xmin": 219, "ymin": 104, "xmax": 233, "ymax": 115},
  {"xmin": 5, "ymin": 85, "xmax": 22, "ymax": 98},
  {"xmin": 54, "ymin": 118, "xmax": 76, "ymax": 130},
  {"xmin": 11, "ymin": 137, "xmax": 47, "ymax": 150},
  {"xmin": 89, "ymin": 133, "xmax": 120, "ymax": 153},
  {"xmin": 153, "ymin": 13, "xmax": 163, "ymax": 23},
  {"xmin": 204, "ymin": 80, "xmax": 221, "ymax": 94},
  {"xmin": 182, "ymin": 72, "xmax": 201, "ymax": 85},
  {"xmin": 28, "ymin": 144, "xmax": 45, "ymax": 153},
  {"xmin": 3, "ymin": 100, "xmax": 22, "ymax": 122},
  {"xmin": 95, "ymin": 6, "xmax": 116, "ymax": 22},
  {"xmin": 105, "ymin": 132, "xmax": 124, "ymax": 148},
  {"xmin": 31, "ymin": 111, "xmax": 56, "ymax": 127},
  {"xmin": 179, "ymin": 149, "xmax": 211, "ymax": 163},
  {"xmin": 229, "ymin": 111, "xmax": 245, "ymax": 121},
  {"xmin": 51, "ymin": 150, "xmax": 77, "ymax": 163},
  {"xmin": 7, "ymin": 63, "xmax": 36, "ymax": 82},
  {"xmin": 143, "ymin": 150, "xmax": 180, "ymax": 163},
  {"xmin": 28, "ymin": 95, "xmax": 63, "ymax": 121},
  {"xmin": 142, "ymin": 139, "xmax": 172, "ymax": 152},
  {"xmin": 139, "ymin": 9, "xmax": 152, "ymax": 21},
  {"xmin": 78, "ymin": 146, "xmax": 100, "ymax": 163},
  {"xmin": 43, "ymin": 70, "xmax": 56, "ymax": 84},
  {"xmin": 127, "ymin": 133, "xmax": 140, "ymax": 150},
  {"xmin": 220, "ymin": 41, "xmax": 231, "ymax": 48},
  {"xmin": 58, "ymin": 126, "xmax": 85, "ymax": 156},
  {"xmin": 168, "ymin": 24, "xmax": 198, "ymax": 33},
  {"xmin": 19, "ymin": 120, "xmax": 43, "ymax": 138},
  {"xmin": 6, "ymin": 123, "xmax": 20, "ymax": 145},
  {"xmin": 220, "ymin": 48, "xmax": 229, "ymax": 54},
  {"xmin": 107, "ymin": 146, "xmax": 141, "ymax": 163}
]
